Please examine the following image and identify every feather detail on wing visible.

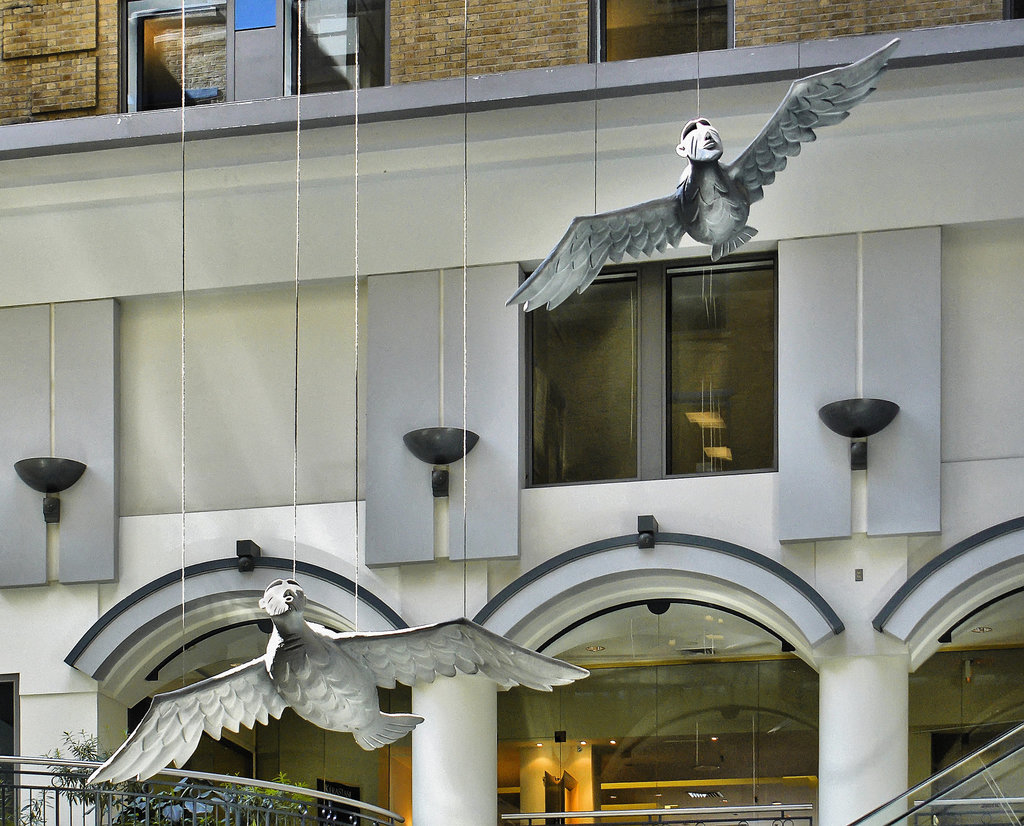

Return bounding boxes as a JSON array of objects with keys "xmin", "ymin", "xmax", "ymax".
[
  {"xmin": 507, "ymin": 194, "xmax": 685, "ymax": 311},
  {"xmin": 332, "ymin": 619, "xmax": 589, "ymax": 691},
  {"xmin": 88, "ymin": 657, "xmax": 286, "ymax": 785},
  {"xmin": 726, "ymin": 38, "xmax": 899, "ymax": 203}
]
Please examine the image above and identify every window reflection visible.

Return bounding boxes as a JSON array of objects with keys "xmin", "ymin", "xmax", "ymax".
[
  {"xmin": 668, "ymin": 263, "xmax": 775, "ymax": 475},
  {"xmin": 291, "ymin": 0, "xmax": 386, "ymax": 92},
  {"xmin": 530, "ymin": 277, "xmax": 639, "ymax": 485},
  {"xmin": 602, "ymin": 0, "xmax": 728, "ymax": 62},
  {"xmin": 129, "ymin": 3, "xmax": 227, "ymax": 111},
  {"xmin": 498, "ymin": 660, "xmax": 818, "ymax": 816}
]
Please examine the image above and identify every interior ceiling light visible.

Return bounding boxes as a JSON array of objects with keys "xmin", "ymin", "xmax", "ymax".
[
  {"xmin": 704, "ymin": 446, "xmax": 733, "ymax": 461},
  {"xmin": 585, "ymin": 644, "xmax": 606, "ymax": 652},
  {"xmin": 685, "ymin": 411, "xmax": 726, "ymax": 429},
  {"xmin": 971, "ymin": 626, "xmax": 993, "ymax": 633}
]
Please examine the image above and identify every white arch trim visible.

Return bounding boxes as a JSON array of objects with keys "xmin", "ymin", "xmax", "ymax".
[
  {"xmin": 473, "ymin": 533, "xmax": 843, "ymax": 665},
  {"xmin": 66, "ymin": 556, "xmax": 406, "ymax": 703},
  {"xmin": 873, "ymin": 517, "xmax": 1024, "ymax": 669}
]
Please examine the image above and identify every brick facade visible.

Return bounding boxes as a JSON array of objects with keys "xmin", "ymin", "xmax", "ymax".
[
  {"xmin": 0, "ymin": 1, "xmax": 1011, "ymax": 121},
  {"xmin": 390, "ymin": 0, "xmax": 590, "ymax": 84},
  {"xmin": 733, "ymin": 0, "xmax": 1002, "ymax": 47},
  {"xmin": 1, "ymin": 0, "xmax": 118, "ymax": 124}
]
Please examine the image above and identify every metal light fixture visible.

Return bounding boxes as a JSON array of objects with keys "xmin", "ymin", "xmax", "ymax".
[
  {"xmin": 637, "ymin": 514, "xmax": 659, "ymax": 549},
  {"xmin": 818, "ymin": 398, "xmax": 900, "ymax": 470},
  {"xmin": 14, "ymin": 457, "xmax": 87, "ymax": 523},
  {"xmin": 402, "ymin": 427, "xmax": 479, "ymax": 497},
  {"xmin": 236, "ymin": 539, "xmax": 261, "ymax": 572}
]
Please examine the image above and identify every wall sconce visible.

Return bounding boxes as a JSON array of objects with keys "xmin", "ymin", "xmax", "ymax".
[
  {"xmin": 236, "ymin": 539, "xmax": 261, "ymax": 572},
  {"xmin": 637, "ymin": 514, "xmax": 659, "ymax": 549},
  {"xmin": 403, "ymin": 427, "xmax": 479, "ymax": 497},
  {"xmin": 14, "ymin": 457, "xmax": 87, "ymax": 523},
  {"xmin": 818, "ymin": 398, "xmax": 900, "ymax": 470}
]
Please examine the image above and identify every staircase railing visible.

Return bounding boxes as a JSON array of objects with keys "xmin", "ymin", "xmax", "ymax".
[
  {"xmin": 0, "ymin": 756, "xmax": 403, "ymax": 826},
  {"xmin": 501, "ymin": 802, "xmax": 813, "ymax": 825}
]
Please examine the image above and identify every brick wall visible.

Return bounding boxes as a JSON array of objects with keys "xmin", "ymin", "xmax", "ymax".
[
  {"xmin": 390, "ymin": 0, "xmax": 589, "ymax": 84},
  {"xmin": 0, "ymin": 0, "xmax": 118, "ymax": 124},
  {"xmin": 734, "ymin": 0, "xmax": 1003, "ymax": 47}
]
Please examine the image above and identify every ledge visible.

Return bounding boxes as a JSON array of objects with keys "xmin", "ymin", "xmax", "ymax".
[{"xmin": 1, "ymin": 20, "xmax": 1023, "ymax": 160}]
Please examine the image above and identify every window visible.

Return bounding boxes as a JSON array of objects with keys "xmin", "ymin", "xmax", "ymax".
[
  {"xmin": 1008, "ymin": 0, "xmax": 1024, "ymax": 18},
  {"xmin": 529, "ymin": 257, "xmax": 776, "ymax": 486},
  {"xmin": 0, "ymin": 676, "xmax": 16, "ymax": 824},
  {"xmin": 125, "ymin": 0, "xmax": 385, "ymax": 112},
  {"xmin": 290, "ymin": 0, "xmax": 387, "ymax": 93},
  {"xmin": 598, "ymin": 0, "xmax": 729, "ymax": 63}
]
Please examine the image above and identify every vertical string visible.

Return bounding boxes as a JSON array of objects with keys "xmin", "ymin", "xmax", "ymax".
[
  {"xmin": 352, "ymin": 12, "xmax": 361, "ymax": 632},
  {"xmin": 178, "ymin": 0, "xmax": 188, "ymax": 685},
  {"xmin": 292, "ymin": 0, "xmax": 304, "ymax": 581},
  {"xmin": 696, "ymin": 0, "xmax": 702, "ymax": 114},
  {"xmin": 461, "ymin": 0, "xmax": 469, "ymax": 618}
]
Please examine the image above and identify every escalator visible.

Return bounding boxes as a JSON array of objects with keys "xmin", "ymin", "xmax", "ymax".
[{"xmin": 851, "ymin": 720, "xmax": 1024, "ymax": 826}]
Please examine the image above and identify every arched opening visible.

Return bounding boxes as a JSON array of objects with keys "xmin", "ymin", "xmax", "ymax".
[
  {"xmin": 478, "ymin": 534, "xmax": 839, "ymax": 820},
  {"xmin": 67, "ymin": 557, "xmax": 413, "ymax": 819}
]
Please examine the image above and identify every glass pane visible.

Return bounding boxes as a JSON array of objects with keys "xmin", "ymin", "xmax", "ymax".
[
  {"xmin": 134, "ymin": 7, "xmax": 227, "ymax": 110},
  {"xmin": 531, "ymin": 277, "xmax": 639, "ymax": 485},
  {"xmin": 668, "ymin": 264, "xmax": 775, "ymax": 476},
  {"xmin": 497, "ymin": 659, "xmax": 818, "ymax": 818},
  {"xmin": 603, "ymin": 0, "xmax": 728, "ymax": 62},
  {"xmin": 294, "ymin": 0, "xmax": 386, "ymax": 92}
]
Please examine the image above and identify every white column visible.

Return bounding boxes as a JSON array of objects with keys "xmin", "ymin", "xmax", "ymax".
[
  {"xmin": 412, "ymin": 673, "xmax": 498, "ymax": 826},
  {"xmin": 818, "ymin": 654, "xmax": 909, "ymax": 826}
]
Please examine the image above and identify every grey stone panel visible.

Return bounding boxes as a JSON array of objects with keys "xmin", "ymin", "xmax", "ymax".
[
  {"xmin": 443, "ymin": 265, "xmax": 521, "ymax": 561},
  {"xmin": 0, "ymin": 305, "xmax": 51, "ymax": 586},
  {"xmin": 862, "ymin": 228, "xmax": 941, "ymax": 536},
  {"xmin": 778, "ymin": 235, "xmax": 858, "ymax": 542},
  {"xmin": 365, "ymin": 271, "xmax": 440, "ymax": 565},
  {"xmin": 55, "ymin": 299, "xmax": 120, "ymax": 583}
]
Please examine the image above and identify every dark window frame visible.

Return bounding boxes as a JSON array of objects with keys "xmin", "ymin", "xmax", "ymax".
[
  {"xmin": 525, "ymin": 253, "xmax": 777, "ymax": 488},
  {"xmin": 592, "ymin": 0, "xmax": 734, "ymax": 64}
]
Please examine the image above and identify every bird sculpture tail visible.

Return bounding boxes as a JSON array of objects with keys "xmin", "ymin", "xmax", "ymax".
[{"xmin": 353, "ymin": 712, "xmax": 425, "ymax": 750}]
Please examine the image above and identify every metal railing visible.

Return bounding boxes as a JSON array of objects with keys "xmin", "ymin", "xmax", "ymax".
[
  {"xmin": 501, "ymin": 802, "xmax": 814, "ymax": 825},
  {"xmin": 0, "ymin": 756, "xmax": 403, "ymax": 826}
]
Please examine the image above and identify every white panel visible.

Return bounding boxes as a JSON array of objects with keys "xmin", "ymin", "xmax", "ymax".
[
  {"xmin": 443, "ymin": 264, "xmax": 521, "ymax": 561},
  {"xmin": 0, "ymin": 305, "xmax": 50, "ymax": 586},
  {"xmin": 55, "ymin": 299, "xmax": 120, "ymax": 583},
  {"xmin": 778, "ymin": 236, "xmax": 858, "ymax": 542},
  {"xmin": 862, "ymin": 228, "xmax": 941, "ymax": 535},
  {"xmin": 365, "ymin": 271, "xmax": 440, "ymax": 565}
]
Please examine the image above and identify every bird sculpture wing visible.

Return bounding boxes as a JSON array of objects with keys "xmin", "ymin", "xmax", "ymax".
[
  {"xmin": 89, "ymin": 657, "xmax": 287, "ymax": 785},
  {"xmin": 725, "ymin": 38, "xmax": 899, "ymax": 203},
  {"xmin": 331, "ymin": 618, "xmax": 589, "ymax": 691},
  {"xmin": 506, "ymin": 194, "xmax": 685, "ymax": 311}
]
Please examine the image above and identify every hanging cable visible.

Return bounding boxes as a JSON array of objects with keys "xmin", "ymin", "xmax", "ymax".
[
  {"xmin": 178, "ymin": 0, "xmax": 188, "ymax": 688},
  {"xmin": 352, "ymin": 8, "xmax": 361, "ymax": 632},
  {"xmin": 461, "ymin": 0, "xmax": 470, "ymax": 618},
  {"xmin": 292, "ymin": 0, "xmax": 304, "ymax": 581}
]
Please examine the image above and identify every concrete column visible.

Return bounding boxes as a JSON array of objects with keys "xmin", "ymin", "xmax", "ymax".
[
  {"xmin": 818, "ymin": 654, "xmax": 909, "ymax": 826},
  {"xmin": 412, "ymin": 673, "xmax": 498, "ymax": 826}
]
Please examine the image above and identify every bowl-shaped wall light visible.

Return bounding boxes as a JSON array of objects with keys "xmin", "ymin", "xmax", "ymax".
[
  {"xmin": 403, "ymin": 427, "xmax": 479, "ymax": 497},
  {"xmin": 14, "ymin": 457, "xmax": 87, "ymax": 523},
  {"xmin": 818, "ymin": 399, "xmax": 899, "ymax": 470}
]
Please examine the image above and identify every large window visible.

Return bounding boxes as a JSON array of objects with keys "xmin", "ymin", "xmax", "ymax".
[
  {"xmin": 598, "ymin": 0, "xmax": 729, "ymax": 63},
  {"xmin": 498, "ymin": 603, "xmax": 816, "ymax": 817},
  {"xmin": 0, "ymin": 676, "xmax": 16, "ymax": 825},
  {"xmin": 529, "ymin": 257, "xmax": 776, "ymax": 486},
  {"xmin": 125, "ymin": 0, "xmax": 385, "ymax": 112}
]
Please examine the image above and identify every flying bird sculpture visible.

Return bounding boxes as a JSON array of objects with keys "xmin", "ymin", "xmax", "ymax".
[
  {"xmin": 89, "ymin": 578, "xmax": 588, "ymax": 784},
  {"xmin": 508, "ymin": 38, "xmax": 900, "ymax": 311}
]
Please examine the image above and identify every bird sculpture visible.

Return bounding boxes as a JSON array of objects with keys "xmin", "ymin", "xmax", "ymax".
[
  {"xmin": 507, "ymin": 38, "xmax": 900, "ymax": 311},
  {"xmin": 89, "ymin": 578, "xmax": 588, "ymax": 784}
]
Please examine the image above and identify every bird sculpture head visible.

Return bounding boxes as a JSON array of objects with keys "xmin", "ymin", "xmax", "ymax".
[
  {"xmin": 676, "ymin": 117, "xmax": 724, "ymax": 163},
  {"xmin": 259, "ymin": 578, "xmax": 307, "ymax": 617}
]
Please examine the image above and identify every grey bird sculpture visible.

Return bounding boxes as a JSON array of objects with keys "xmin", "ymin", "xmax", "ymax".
[
  {"xmin": 89, "ymin": 578, "xmax": 587, "ymax": 784},
  {"xmin": 508, "ymin": 38, "xmax": 899, "ymax": 311}
]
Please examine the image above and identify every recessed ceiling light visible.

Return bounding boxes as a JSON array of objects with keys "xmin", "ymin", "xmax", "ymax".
[
  {"xmin": 710, "ymin": 736, "xmax": 719, "ymax": 741},
  {"xmin": 580, "ymin": 740, "xmax": 587, "ymax": 746},
  {"xmin": 585, "ymin": 644, "xmax": 606, "ymax": 652},
  {"xmin": 609, "ymin": 739, "xmax": 617, "ymax": 745},
  {"xmin": 536, "ymin": 743, "xmax": 543, "ymax": 747},
  {"xmin": 971, "ymin": 626, "xmax": 993, "ymax": 633}
]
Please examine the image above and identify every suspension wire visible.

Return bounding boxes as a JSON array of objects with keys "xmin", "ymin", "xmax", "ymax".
[
  {"xmin": 178, "ymin": 0, "xmax": 188, "ymax": 686},
  {"xmin": 696, "ymin": 0, "xmax": 702, "ymax": 114},
  {"xmin": 461, "ymin": 0, "xmax": 469, "ymax": 618},
  {"xmin": 292, "ymin": 0, "xmax": 303, "ymax": 581},
  {"xmin": 353, "ymin": 13, "xmax": 361, "ymax": 633}
]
